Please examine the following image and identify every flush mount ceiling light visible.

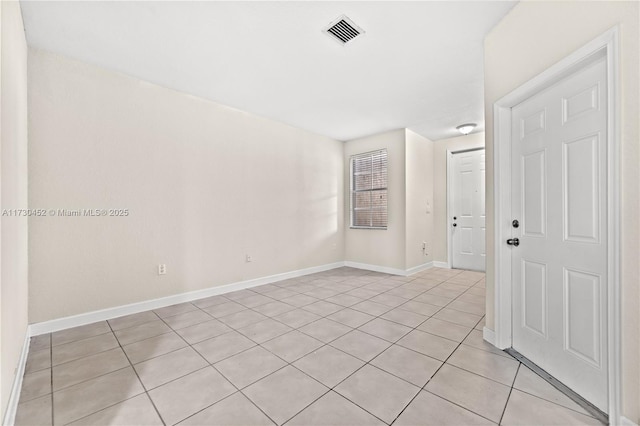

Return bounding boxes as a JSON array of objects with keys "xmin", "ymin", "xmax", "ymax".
[
  {"xmin": 325, "ymin": 15, "xmax": 364, "ymax": 44},
  {"xmin": 456, "ymin": 123, "xmax": 477, "ymax": 135}
]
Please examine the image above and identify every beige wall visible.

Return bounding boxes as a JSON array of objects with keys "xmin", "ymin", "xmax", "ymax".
[
  {"xmin": 344, "ymin": 129, "xmax": 435, "ymax": 272},
  {"xmin": 484, "ymin": 1, "xmax": 639, "ymax": 421},
  {"xmin": 432, "ymin": 132, "xmax": 485, "ymax": 264},
  {"xmin": 405, "ymin": 129, "xmax": 434, "ymax": 270},
  {"xmin": 28, "ymin": 49, "xmax": 345, "ymax": 323},
  {"xmin": 344, "ymin": 129, "xmax": 406, "ymax": 270},
  {"xmin": 1, "ymin": 0, "xmax": 29, "ymax": 419}
]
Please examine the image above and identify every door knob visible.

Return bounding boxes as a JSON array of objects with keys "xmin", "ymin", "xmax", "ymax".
[
  {"xmin": 453, "ymin": 223, "xmax": 457, "ymax": 227},
  {"xmin": 506, "ymin": 238, "xmax": 520, "ymax": 247}
]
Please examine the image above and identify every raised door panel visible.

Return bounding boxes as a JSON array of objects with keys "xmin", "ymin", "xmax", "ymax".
[
  {"xmin": 563, "ymin": 268, "xmax": 602, "ymax": 367},
  {"xmin": 522, "ymin": 150, "xmax": 547, "ymax": 238},
  {"xmin": 521, "ymin": 260, "xmax": 547, "ymax": 337},
  {"xmin": 563, "ymin": 135, "xmax": 600, "ymax": 243}
]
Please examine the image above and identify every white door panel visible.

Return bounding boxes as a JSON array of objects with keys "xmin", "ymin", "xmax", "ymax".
[
  {"xmin": 564, "ymin": 134, "xmax": 601, "ymax": 243},
  {"xmin": 521, "ymin": 259, "xmax": 547, "ymax": 337},
  {"xmin": 511, "ymin": 57, "xmax": 608, "ymax": 411},
  {"xmin": 451, "ymin": 149, "xmax": 485, "ymax": 271}
]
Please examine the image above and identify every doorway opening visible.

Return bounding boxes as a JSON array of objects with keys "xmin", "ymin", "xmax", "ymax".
[{"xmin": 447, "ymin": 148, "xmax": 486, "ymax": 271}]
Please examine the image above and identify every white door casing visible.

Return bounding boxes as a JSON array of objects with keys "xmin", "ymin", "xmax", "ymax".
[
  {"xmin": 511, "ymin": 56, "xmax": 608, "ymax": 411},
  {"xmin": 492, "ymin": 27, "xmax": 620, "ymax": 421},
  {"xmin": 450, "ymin": 149, "xmax": 486, "ymax": 271}
]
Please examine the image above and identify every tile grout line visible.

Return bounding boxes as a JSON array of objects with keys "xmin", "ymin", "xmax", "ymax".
[
  {"xmin": 55, "ymin": 367, "xmax": 142, "ymax": 426},
  {"xmin": 36, "ymin": 268, "xmax": 486, "ymax": 425},
  {"xmin": 49, "ymin": 330, "xmax": 114, "ymax": 351},
  {"xmin": 327, "ymin": 271, "xmax": 485, "ymax": 424},
  {"xmin": 47, "ymin": 313, "xmax": 492, "ymax": 424},
  {"xmin": 117, "ymin": 269, "xmax": 470, "ymax": 423},
  {"xmin": 389, "ymin": 317, "xmax": 498, "ymax": 425},
  {"xmin": 153, "ymin": 304, "xmax": 282, "ymax": 426},
  {"xmin": 172, "ymin": 274, "xmax": 384, "ymax": 424},
  {"xmin": 387, "ymin": 273, "xmax": 497, "ymax": 423},
  {"xmin": 277, "ymin": 272, "xmax": 485, "ymax": 424},
  {"xmin": 169, "ymin": 269, "xmax": 398, "ymax": 425},
  {"xmin": 65, "ymin": 272, "xmax": 456, "ymax": 360},
  {"xmin": 51, "ymin": 274, "xmax": 459, "ymax": 377},
  {"xmin": 175, "ymin": 270, "xmax": 410, "ymax": 425},
  {"xmin": 499, "ymin": 363, "xmax": 522, "ymax": 425},
  {"xmin": 22, "ymin": 270, "xmax": 380, "ymax": 420},
  {"xmin": 105, "ymin": 319, "xmax": 167, "ymax": 426},
  {"xmin": 55, "ymin": 314, "xmax": 318, "ymax": 399}
]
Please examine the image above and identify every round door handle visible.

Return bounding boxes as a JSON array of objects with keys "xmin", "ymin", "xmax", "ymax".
[
  {"xmin": 507, "ymin": 238, "xmax": 520, "ymax": 247},
  {"xmin": 453, "ymin": 223, "xmax": 457, "ymax": 227}
]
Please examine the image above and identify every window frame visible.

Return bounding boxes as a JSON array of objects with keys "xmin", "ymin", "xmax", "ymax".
[{"xmin": 349, "ymin": 149, "xmax": 388, "ymax": 230}]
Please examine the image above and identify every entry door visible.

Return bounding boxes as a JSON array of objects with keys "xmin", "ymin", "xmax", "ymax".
[
  {"xmin": 511, "ymin": 56, "xmax": 608, "ymax": 411},
  {"xmin": 451, "ymin": 149, "xmax": 486, "ymax": 271}
]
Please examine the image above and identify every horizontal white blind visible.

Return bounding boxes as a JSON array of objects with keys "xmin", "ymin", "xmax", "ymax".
[{"xmin": 351, "ymin": 149, "xmax": 388, "ymax": 229}]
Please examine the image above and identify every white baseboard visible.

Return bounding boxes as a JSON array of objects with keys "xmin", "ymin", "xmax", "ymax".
[
  {"xmin": 345, "ymin": 261, "xmax": 436, "ymax": 277},
  {"xmin": 2, "ymin": 330, "xmax": 30, "ymax": 426},
  {"xmin": 620, "ymin": 416, "xmax": 638, "ymax": 426},
  {"xmin": 30, "ymin": 261, "xmax": 345, "ymax": 336},
  {"xmin": 344, "ymin": 261, "xmax": 407, "ymax": 277},
  {"xmin": 405, "ymin": 261, "xmax": 434, "ymax": 276},
  {"xmin": 433, "ymin": 261, "xmax": 450, "ymax": 268},
  {"xmin": 29, "ymin": 258, "xmax": 448, "ymax": 336},
  {"xmin": 482, "ymin": 327, "xmax": 497, "ymax": 346}
]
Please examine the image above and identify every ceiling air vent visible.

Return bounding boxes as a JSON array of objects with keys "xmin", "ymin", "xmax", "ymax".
[{"xmin": 325, "ymin": 15, "xmax": 364, "ymax": 44}]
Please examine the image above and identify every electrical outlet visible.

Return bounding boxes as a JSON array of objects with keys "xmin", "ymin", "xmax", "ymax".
[
  {"xmin": 158, "ymin": 264, "xmax": 167, "ymax": 275},
  {"xmin": 246, "ymin": 254, "xmax": 252, "ymax": 263}
]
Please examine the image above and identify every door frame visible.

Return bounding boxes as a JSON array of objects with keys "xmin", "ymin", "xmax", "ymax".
[
  {"xmin": 492, "ymin": 26, "xmax": 620, "ymax": 420},
  {"xmin": 446, "ymin": 147, "xmax": 486, "ymax": 270}
]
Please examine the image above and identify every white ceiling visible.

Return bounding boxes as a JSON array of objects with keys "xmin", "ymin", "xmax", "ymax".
[{"xmin": 20, "ymin": 1, "xmax": 516, "ymax": 141}]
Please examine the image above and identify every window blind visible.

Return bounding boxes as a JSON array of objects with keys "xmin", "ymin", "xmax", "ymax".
[{"xmin": 350, "ymin": 149, "xmax": 388, "ymax": 229}]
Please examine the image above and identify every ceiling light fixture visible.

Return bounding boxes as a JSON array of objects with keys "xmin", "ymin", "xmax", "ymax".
[{"xmin": 456, "ymin": 123, "xmax": 476, "ymax": 135}]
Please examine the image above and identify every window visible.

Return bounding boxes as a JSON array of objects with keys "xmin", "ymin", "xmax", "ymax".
[{"xmin": 350, "ymin": 149, "xmax": 388, "ymax": 229}]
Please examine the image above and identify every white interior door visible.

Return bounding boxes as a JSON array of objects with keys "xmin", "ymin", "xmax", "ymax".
[
  {"xmin": 451, "ymin": 149, "xmax": 486, "ymax": 271},
  {"xmin": 511, "ymin": 56, "xmax": 608, "ymax": 411}
]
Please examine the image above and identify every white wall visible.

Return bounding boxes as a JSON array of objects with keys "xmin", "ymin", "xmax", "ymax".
[
  {"xmin": 1, "ymin": 0, "xmax": 29, "ymax": 419},
  {"xmin": 484, "ymin": 2, "xmax": 639, "ymax": 421},
  {"xmin": 432, "ymin": 132, "xmax": 484, "ymax": 264},
  {"xmin": 405, "ymin": 129, "xmax": 434, "ymax": 270},
  {"xmin": 28, "ymin": 49, "xmax": 345, "ymax": 323},
  {"xmin": 343, "ymin": 129, "xmax": 406, "ymax": 271}
]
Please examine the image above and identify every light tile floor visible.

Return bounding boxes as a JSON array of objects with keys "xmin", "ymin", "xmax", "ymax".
[{"xmin": 16, "ymin": 267, "xmax": 604, "ymax": 425}]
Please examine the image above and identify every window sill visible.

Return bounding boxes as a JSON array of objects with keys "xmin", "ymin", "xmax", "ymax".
[{"xmin": 349, "ymin": 226, "xmax": 388, "ymax": 230}]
